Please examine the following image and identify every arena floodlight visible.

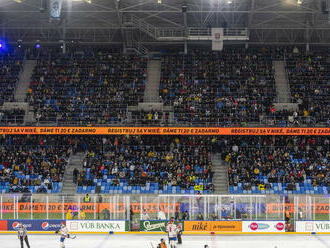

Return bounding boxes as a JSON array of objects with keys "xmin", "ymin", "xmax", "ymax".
[
  {"xmin": 227, "ymin": 0, "xmax": 232, "ymax": 4},
  {"xmin": 157, "ymin": 0, "xmax": 162, "ymax": 4},
  {"xmin": 297, "ymin": 0, "xmax": 302, "ymax": 4},
  {"xmin": 0, "ymin": 41, "xmax": 6, "ymax": 50},
  {"xmin": 35, "ymin": 40, "xmax": 40, "ymax": 49}
]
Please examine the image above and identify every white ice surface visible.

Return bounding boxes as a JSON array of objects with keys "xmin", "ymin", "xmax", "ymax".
[{"xmin": 1, "ymin": 234, "xmax": 330, "ymax": 248}]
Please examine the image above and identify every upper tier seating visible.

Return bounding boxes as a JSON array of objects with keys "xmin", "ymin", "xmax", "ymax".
[
  {"xmin": 286, "ymin": 52, "xmax": 330, "ymax": 125},
  {"xmin": 0, "ymin": 52, "xmax": 23, "ymax": 105},
  {"xmin": 159, "ymin": 49, "xmax": 276, "ymax": 126},
  {"xmin": 27, "ymin": 52, "xmax": 147, "ymax": 124}
]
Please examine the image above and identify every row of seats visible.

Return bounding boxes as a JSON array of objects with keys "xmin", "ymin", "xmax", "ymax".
[
  {"xmin": 0, "ymin": 51, "xmax": 23, "ymax": 105},
  {"xmin": 230, "ymin": 183, "xmax": 328, "ymax": 194},
  {"xmin": 78, "ymin": 185, "xmax": 212, "ymax": 194},
  {"xmin": 27, "ymin": 51, "xmax": 147, "ymax": 124},
  {"xmin": 224, "ymin": 136, "xmax": 329, "ymax": 194},
  {"xmin": 160, "ymin": 49, "xmax": 276, "ymax": 125},
  {"xmin": 75, "ymin": 136, "xmax": 214, "ymax": 194},
  {"xmin": 0, "ymin": 135, "xmax": 71, "ymax": 193},
  {"xmin": 286, "ymin": 52, "xmax": 329, "ymax": 125}
]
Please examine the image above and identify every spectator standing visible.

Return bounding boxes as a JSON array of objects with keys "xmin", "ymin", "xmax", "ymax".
[{"xmin": 83, "ymin": 194, "xmax": 91, "ymax": 203}]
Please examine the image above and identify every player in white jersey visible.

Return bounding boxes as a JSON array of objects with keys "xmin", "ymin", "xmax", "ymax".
[
  {"xmin": 55, "ymin": 223, "xmax": 72, "ymax": 248},
  {"xmin": 166, "ymin": 218, "xmax": 178, "ymax": 248}
]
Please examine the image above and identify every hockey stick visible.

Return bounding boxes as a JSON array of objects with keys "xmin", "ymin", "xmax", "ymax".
[{"xmin": 55, "ymin": 232, "xmax": 76, "ymax": 239}]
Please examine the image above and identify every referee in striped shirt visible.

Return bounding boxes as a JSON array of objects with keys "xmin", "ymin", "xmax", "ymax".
[{"xmin": 18, "ymin": 223, "xmax": 31, "ymax": 248}]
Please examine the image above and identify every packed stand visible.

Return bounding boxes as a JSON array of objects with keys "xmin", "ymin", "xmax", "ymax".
[
  {"xmin": 27, "ymin": 51, "xmax": 147, "ymax": 124},
  {"xmin": 0, "ymin": 108, "xmax": 25, "ymax": 124},
  {"xmin": 0, "ymin": 52, "xmax": 23, "ymax": 105},
  {"xmin": 75, "ymin": 136, "xmax": 214, "ymax": 194},
  {"xmin": 159, "ymin": 49, "xmax": 276, "ymax": 126},
  {"xmin": 222, "ymin": 136, "xmax": 330, "ymax": 194},
  {"xmin": 0, "ymin": 135, "xmax": 72, "ymax": 193},
  {"xmin": 285, "ymin": 51, "xmax": 330, "ymax": 125}
]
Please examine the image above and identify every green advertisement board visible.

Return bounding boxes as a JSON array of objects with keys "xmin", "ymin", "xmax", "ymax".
[{"xmin": 140, "ymin": 220, "xmax": 182, "ymax": 232}]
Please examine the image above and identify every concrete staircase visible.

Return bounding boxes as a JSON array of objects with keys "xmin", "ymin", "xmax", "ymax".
[
  {"xmin": 61, "ymin": 152, "xmax": 85, "ymax": 194},
  {"xmin": 15, "ymin": 60, "xmax": 36, "ymax": 102},
  {"xmin": 273, "ymin": 61, "xmax": 291, "ymax": 103},
  {"xmin": 144, "ymin": 59, "xmax": 161, "ymax": 102},
  {"xmin": 212, "ymin": 153, "xmax": 229, "ymax": 194}
]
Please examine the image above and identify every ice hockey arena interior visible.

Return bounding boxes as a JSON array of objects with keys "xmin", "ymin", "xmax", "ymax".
[{"xmin": 0, "ymin": 0, "xmax": 329, "ymax": 247}]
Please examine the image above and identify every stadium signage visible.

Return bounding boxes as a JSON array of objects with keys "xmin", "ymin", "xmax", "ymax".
[
  {"xmin": 242, "ymin": 221, "xmax": 285, "ymax": 232},
  {"xmin": 67, "ymin": 220, "xmax": 127, "ymax": 232},
  {"xmin": 140, "ymin": 220, "xmax": 182, "ymax": 232},
  {"xmin": 184, "ymin": 221, "xmax": 242, "ymax": 232},
  {"xmin": 0, "ymin": 202, "xmax": 179, "ymax": 214},
  {"xmin": 0, "ymin": 127, "xmax": 328, "ymax": 135},
  {"xmin": 6, "ymin": 220, "xmax": 64, "ymax": 231},
  {"xmin": 0, "ymin": 220, "xmax": 7, "ymax": 231},
  {"xmin": 296, "ymin": 221, "xmax": 330, "ymax": 232},
  {"xmin": 267, "ymin": 203, "xmax": 330, "ymax": 214}
]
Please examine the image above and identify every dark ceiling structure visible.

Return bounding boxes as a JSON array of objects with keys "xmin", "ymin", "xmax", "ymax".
[{"xmin": 0, "ymin": 0, "xmax": 329, "ymax": 52}]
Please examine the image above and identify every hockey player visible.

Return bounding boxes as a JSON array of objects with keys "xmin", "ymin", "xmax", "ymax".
[
  {"xmin": 55, "ymin": 223, "xmax": 70, "ymax": 248},
  {"xmin": 17, "ymin": 223, "xmax": 31, "ymax": 248},
  {"xmin": 166, "ymin": 218, "xmax": 178, "ymax": 248}
]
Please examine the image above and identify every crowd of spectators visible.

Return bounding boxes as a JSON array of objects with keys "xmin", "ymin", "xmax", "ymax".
[
  {"xmin": 159, "ymin": 49, "xmax": 276, "ymax": 126},
  {"xmin": 223, "ymin": 136, "xmax": 330, "ymax": 194},
  {"xmin": 75, "ymin": 136, "xmax": 214, "ymax": 194},
  {"xmin": 286, "ymin": 51, "xmax": 329, "ymax": 125},
  {"xmin": 27, "ymin": 51, "xmax": 147, "ymax": 124},
  {"xmin": 0, "ymin": 134, "xmax": 329, "ymax": 195},
  {"xmin": 0, "ymin": 108, "xmax": 25, "ymax": 124},
  {"xmin": 0, "ymin": 52, "xmax": 23, "ymax": 105},
  {"xmin": 0, "ymin": 135, "xmax": 72, "ymax": 193}
]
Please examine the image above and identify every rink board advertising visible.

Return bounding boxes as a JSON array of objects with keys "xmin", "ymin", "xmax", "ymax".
[
  {"xmin": 0, "ymin": 127, "xmax": 328, "ymax": 135},
  {"xmin": 67, "ymin": 220, "xmax": 128, "ymax": 232},
  {"xmin": 0, "ymin": 220, "xmax": 7, "ymax": 231},
  {"xmin": 184, "ymin": 221, "xmax": 242, "ymax": 232},
  {"xmin": 139, "ymin": 220, "xmax": 182, "ymax": 232},
  {"xmin": 242, "ymin": 221, "xmax": 285, "ymax": 232},
  {"xmin": 6, "ymin": 220, "xmax": 64, "ymax": 231},
  {"xmin": 296, "ymin": 221, "xmax": 330, "ymax": 232}
]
